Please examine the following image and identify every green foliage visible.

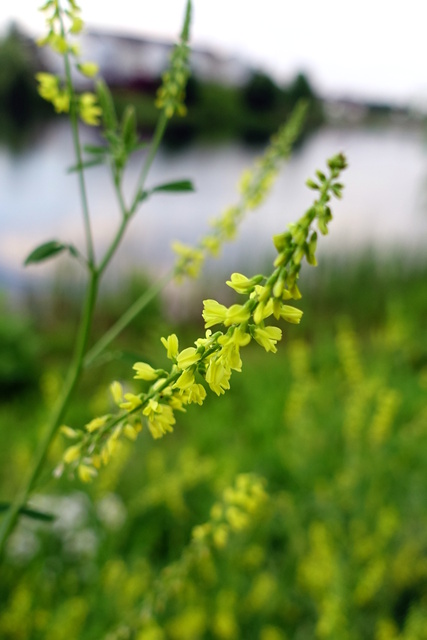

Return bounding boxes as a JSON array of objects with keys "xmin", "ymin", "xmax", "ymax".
[
  {"xmin": 0, "ymin": 25, "xmax": 50, "ymax": 147},
  {"xmin": 1, "ymin": 273, "xmax": 427, "ymax": 637}
]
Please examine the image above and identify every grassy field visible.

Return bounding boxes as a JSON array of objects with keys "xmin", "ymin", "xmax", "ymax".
[{"xmin": 1, "ymin": 253, "xmax": 427, "ymax": 639}]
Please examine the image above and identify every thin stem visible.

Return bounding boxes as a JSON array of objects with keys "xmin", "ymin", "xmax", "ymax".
[
  {"xmin": 59, "ymin": 6, "xmax": 96, "ymax": 267},
  {"xmin": 132, "ymin": 113, "xmax": 168, "ymax": 211},
  {"xmin": 0, "ymin": 273, "xmax": 99, "ymax": 560},
  {"xmin": 97, "ymin": 113, "xmax": 168, "ymax": 277},
  {"xmin": 84, "ymin": 270, "xmax": 172, "ymax": 368}
]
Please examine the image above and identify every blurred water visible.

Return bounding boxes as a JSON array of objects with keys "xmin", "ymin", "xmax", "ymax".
[{"xmin": 1, "ymin": 121, "xmax": 427, "ymax": 290}]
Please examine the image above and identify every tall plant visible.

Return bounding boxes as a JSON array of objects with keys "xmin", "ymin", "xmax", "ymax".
[{"xmin": 0, "ymin": 0, "xmax": 346, "ymax": 562}]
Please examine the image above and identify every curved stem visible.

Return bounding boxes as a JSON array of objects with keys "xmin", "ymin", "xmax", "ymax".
[{"xmin": 0, "ymin": 272, "xmax": 99, "ymax": 560}]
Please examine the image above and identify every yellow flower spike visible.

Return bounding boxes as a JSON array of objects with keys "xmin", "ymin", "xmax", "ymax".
[
  {"xmin": 279, "ymin": 305, "xmax": 303, "ymax": 324},
  {"xmin": 160, "ymin": 333, "xmax": 179, "ymax": 360},
  {"xmin": 77, "ymin": 464, "xmax": 96, "ymax": 483},
  {"xmin": 176, "ymin": 347, "xmax": 201, "ymax": 370},
  {"xmin": 77, "ymin": 62, "xmax": 99, "ymax": 78},
  {"xmin": 224, "ymin": 304, "xmax": 251, "ymax": 327},
  {"xmin": 110, "ymin": 381, "xmax": 123, "ymax": 405},
  {"xmin": 63, "ymin": 443, "xmax": 82, "ymax": 464},
  {"xmin": 253, "ymin": 326, "xmax": 282, "ymax": 353},
  {"xmin": 133, "ymin": 362, "xmax": 159, "ymax": 381},
  {"xmin": 202, "ymin": 299, "xmax": 228, "ymax": 328}
]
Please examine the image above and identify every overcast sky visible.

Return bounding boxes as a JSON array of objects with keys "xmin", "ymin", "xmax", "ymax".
[{"xmin": 1, "ymin": 1, "xmax": 427, "ymax": 107}]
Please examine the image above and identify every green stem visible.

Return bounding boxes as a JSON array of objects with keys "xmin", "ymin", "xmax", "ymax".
[
  {"xmin": 59, "ymin": 6, "xmax": 95, "ymax": 268},
  {"xmin": 98, "ymin": 112, "xmax": 168, "ymax": 277},
  {"xmin": 132, "ymin": 112, "xmax": 168, "ymax": 210},
  {"xmin": 0, "ymin": 272, "xmax": 99, "ymax": 560}
]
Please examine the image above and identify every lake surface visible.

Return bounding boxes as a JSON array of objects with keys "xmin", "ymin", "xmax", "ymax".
[{"xmin": 1, "ymin": 122, "xmax": 427, "ymax": 291}]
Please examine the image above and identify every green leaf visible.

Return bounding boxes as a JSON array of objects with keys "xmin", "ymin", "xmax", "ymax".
[
  {"xmin": 24, "ymin": 241, "xmax": 67, "ymax": 266},
  {"xmin": 96, "ymin": 79, "xmax": 118, "ymax": 131},
  {"xmin": 150, "ymin": 180, "xmax": 195, "ymax": 194},
  {"xmin": 121, "ymin": 105, "xmax": 138, "ymax": 150},
  {"xmin": 0, "ymin": 502, "xmax": 55, "ymax": 522},
  {"xmin": 67, "ymin": 158, "xmax": 104, "ymax": 173},
  {"xmin": 83, "ymin": 144, "xmax": 108, "ymax": 155}
]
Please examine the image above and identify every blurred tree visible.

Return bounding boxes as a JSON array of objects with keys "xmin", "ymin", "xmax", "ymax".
[
  {"xmin": 241, "ymin": 70, "xmax": 281, "ymax": 112},
  {"xmin": 0, "ymin": 24, "xmax": 50, "ymax": 148}
]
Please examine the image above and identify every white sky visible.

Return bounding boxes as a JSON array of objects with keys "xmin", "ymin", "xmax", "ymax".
[{"xmin": 2, "ymin": 1, "xmax": 427, "ymax": 106}]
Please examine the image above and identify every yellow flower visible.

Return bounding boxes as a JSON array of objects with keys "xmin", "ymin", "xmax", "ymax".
[
  {"xmin": 226, "ymin": 272, "xmax": 259, "ymax": 294},
  {"xmin": 224, "ymin": 304, "xmax": 251, "ymax": 327},
  {"xmin": 133, "ymin": 362, "xmax": 158, "ymax": 380},
  {"xmin": 146, "ymin": 403, "xmax": 176, "ymax": 439},
  {"xmin": 253, "ymin": 300, "xmax": 274, "ymax": 325},
  {"xmin": 79, "ymin": 92, "xmax": 102, "ymax": 126},
  {"xmin": 205, "ymin": 358, "xmax": 231, "ymax": 396},
  {"xmin": 85, "ymin": 415, "xmax": 109, "ymax": 433},
  {"xmin": 253, "ymin": 326, "xmax": 282, "ymax": 353},
  {"xmin": 77, "ymin": 464, "xmax": 97, "ymax": 483},
  {"xmin": 110, "ymin": 381, "xmax": 123, "ymax": 405},
  {"xmin": 174, "ymin": 368, "xmax": 195, "ymax": 390},
  {"xmin": 278, "ymin": 305, "xmax": 303, "ymax": 324},
  {"xmin": 119, "ymin": 393, "xmax": 142, "ymax": 411},
  {"xmin": 70, "ymin": 16, "xmax": 84, "ymax": 34},
  {"xmin": 52, "ymin": 91, "xmax": 70, "ymax": 113},
  {"xmin": 161, "ymin": 333, "xmax": 179, "ymax": 360},
  {"xmin": 63, "ymin": 443, "xmax": 82, "ymax": 464},
  {"xmin": 35, "ymin": 72, "xmax": 58, "ymax": 101},
  {"xmin": 202, "ymin": 299, "xmax": 228, "ymax": 328},
  {"xmin": 77, "ymin": 62, "xmax": 98, "ymax": 78},
  {"xmin": 187, "ymin": 383, "xmax": 207, "ymax": 405},
  {"xmin": 176, "ymin": 347, "xmax": 201, "ymax": 370}
]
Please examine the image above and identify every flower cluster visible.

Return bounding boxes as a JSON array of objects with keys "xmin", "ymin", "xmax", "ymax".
[
  {"xmin": 192, "ymin": 473, "xmax": 268, "ymax": 549},
  {"xmin": 36, "ymin": 0, "xmax": 101, "ymax": 126},
  {"xmin": 155, "ymin": 1, "xmax": 191, "ymax": 118},
  {"xmin": 59, "ymin": 153, "xmax": 347, "ymax": 481},
  {"xmin": 173, "ymin": 102, "xmax": 307, "ymax": 281}
]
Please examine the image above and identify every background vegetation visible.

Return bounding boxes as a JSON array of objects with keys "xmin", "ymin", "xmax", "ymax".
[{"xmin": 1, "ymin": 254, "xmax": 427, "ymax": 639}]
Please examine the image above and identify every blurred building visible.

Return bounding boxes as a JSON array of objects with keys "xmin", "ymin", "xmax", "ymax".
[{"xmin": 40, "ymin": 30, "xmax": 253, "ymax": 89}]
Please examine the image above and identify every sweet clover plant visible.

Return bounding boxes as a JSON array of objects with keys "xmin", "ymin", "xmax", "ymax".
[{"xmin": 0, "ymin": 0, "xmax": 346, "ymax": 570}]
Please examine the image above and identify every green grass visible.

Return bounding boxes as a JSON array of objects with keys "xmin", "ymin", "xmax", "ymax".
[{"xmin": 1, "ymin": 254, "xmax": 427, "ymax": 638}]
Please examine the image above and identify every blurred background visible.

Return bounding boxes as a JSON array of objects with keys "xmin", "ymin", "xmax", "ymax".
[
  {"xmin": 1, "ymin": 0, "xmax": 427, "ymax": 290},
  {"xmin": 2, "ymin": 3, "xmax": 427, "ymax": 638}
]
